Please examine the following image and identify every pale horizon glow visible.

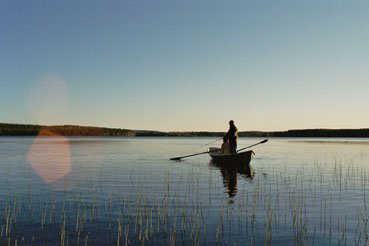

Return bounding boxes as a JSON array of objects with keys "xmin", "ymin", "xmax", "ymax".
[{"xmin": 1, "ymin": 1, "xmax": 369, "ymax": 132}]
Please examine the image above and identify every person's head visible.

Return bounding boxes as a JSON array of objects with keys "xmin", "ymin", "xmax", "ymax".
[
  {"xmin": 229, "ymin": 120, "xmax": 234, "ymax": 126},
  {"xmin": 223, "ymin": 136, "xmax": 228, "ymax": 143}
]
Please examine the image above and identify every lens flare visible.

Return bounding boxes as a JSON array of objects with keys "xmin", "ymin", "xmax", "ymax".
[{"xmin": 27, "ymin": 130, "xmax": 71, "ymax": 184}]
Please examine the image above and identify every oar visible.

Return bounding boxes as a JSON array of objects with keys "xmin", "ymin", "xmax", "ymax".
[
  {"xmin": 170, "ymin": 139, "xmax": 268, "ymax": 161},
  {"xmin": 170, "ymin": 148, "xmax": 221, "ymax": 161},
  {"xmin": 236, "ymin": 139, "xmax": 268, "ymax": 153},
  {"xmin": 193, "ymin": 137, "xmax": 223, "ymax": 150},
  {"xmin": 170, "ymin": 151, "xmax": 210, "ymax": 161},
  {"xmin": 170, "ymin": 137, "xmax": 223, "ymax": 161}
]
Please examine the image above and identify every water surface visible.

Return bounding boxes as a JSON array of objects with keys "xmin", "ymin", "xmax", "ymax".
[{"xmin": 1, "ymin": 137, "xmax": 369, "ymax": 245}]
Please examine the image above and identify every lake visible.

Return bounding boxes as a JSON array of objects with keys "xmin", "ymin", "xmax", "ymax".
[{"xmin": 1, "ymin": 137, "xmax": 369, "ymax": 245}]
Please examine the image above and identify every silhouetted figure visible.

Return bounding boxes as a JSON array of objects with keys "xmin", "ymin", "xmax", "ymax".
[
  {"xmin": 220, "ymin": 136, "xmax": 230, "ymax": 154},
  {"xmin": 225, "ymin": 120, "xmax": 238, "ymax": 154}
]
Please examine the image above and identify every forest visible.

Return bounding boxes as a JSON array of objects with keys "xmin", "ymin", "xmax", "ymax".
[
  {"xmin": 0, "ymin": 123, "xmax": 135, "ymax": 136},
  {"xmin": 1, "ymin": 123, "xmax": 369, "ymax": 138}
]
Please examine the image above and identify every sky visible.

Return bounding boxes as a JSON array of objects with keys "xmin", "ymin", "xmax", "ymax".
[{"xmin": 1, "ymin": 0, "xmax": 369, "ymax": 132}]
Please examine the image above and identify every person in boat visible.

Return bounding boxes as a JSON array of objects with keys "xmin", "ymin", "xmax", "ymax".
[
  {"xmin": 225, "ymin": 120, "xmax": 238, "ymax": 153},
  {"xmin": 220, "ymin": 136, "xmax": 230, "ymax": 154}
]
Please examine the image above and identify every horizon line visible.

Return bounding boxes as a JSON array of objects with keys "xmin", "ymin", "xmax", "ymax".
[{"xmin": 1, "ymin": 122, "xmax": 369, "ymax": 133}]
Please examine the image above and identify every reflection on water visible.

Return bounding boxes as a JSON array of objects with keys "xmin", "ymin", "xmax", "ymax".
[
  {"xmin": 2, "ymin": 137, "xmax": 369, "ymax": 245},
  {"xmin": 210, "ymin": 160, "xmax": 255, "ymax": 199}
]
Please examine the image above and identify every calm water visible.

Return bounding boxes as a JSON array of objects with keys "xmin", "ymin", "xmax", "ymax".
[{"xmin": 1, "ymin": 137, "xmax": 369, "ymax": 245}]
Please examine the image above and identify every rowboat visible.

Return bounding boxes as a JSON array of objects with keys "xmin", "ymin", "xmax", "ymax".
[
  {"xmin": 208, "ymin": 148, "xmax": 255, "ymax": 197},
  {"xmin": 170, "ymin": 139, "xmax": 266, "ymax": 162},
  {"xmin": 208, "ymin": 147, "xmax": 254, "ymax": 166}
]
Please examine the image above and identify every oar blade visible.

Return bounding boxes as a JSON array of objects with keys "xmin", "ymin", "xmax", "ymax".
[
  {"xmin": 170, "ymin": 157, "xmax": 182, "ymax": 161},
  {"xmin": 261, "ymin": 139, "xmax": 268, "ymax": 144},
  {"xmin": 236, "ymin": 138, "xmax": 269, "ymax": 153}
]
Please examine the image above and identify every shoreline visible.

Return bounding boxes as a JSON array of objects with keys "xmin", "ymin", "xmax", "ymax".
[{"xmin": 1, "ymin": 123, "xmax": 369, "ymax": 138}]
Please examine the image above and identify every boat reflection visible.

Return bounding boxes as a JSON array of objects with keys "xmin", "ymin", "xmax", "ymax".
[{"xmin": 210, "ymin": 160, "xmax": 255, "ymax": 199}]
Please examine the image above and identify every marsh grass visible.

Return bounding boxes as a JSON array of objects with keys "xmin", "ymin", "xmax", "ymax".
[{"xmin": 1, "ymin": 157, "xmax": 369, "ymax": 245}]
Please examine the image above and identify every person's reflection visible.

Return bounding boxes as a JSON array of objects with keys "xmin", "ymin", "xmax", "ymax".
[
  {"xmin": 210, "ymin": 160, "xmax": 255, "ymax": 198},
  {"xmin": 219, "ymin": 163, "xmax": 237, "ymax": 197}
]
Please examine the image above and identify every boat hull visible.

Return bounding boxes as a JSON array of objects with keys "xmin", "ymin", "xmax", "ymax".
[{"xmin": 208, "ymin": 148, "xmax": 254, "ymax": 166}]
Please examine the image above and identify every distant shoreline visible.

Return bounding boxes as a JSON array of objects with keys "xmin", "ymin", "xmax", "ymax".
[{"xmin": 1, "ymin": 123, "xmax": 369, "ymax": 138}]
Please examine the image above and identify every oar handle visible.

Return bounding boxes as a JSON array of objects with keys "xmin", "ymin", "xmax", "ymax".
[
  {"xmin": 170, "ymin": 148, "xmax": 220, "ymax": 161},
  {"xmin": 236, "ymin": 139, "xmax": 268, "ymax": 153},
  {"xmin": 170, "ymin": 151, "xmax": 209, "ymax": 161}
]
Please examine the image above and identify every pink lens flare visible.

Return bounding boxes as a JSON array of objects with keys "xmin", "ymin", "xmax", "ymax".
[{"xmin": 27, "ymin": 130, "xmax": 71, "ymax": 184}]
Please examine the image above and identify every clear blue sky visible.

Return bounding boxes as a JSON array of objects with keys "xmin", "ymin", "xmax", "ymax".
[{"xmin": 1, "ymin": 0, "xmax": 369, "ymax": 131}]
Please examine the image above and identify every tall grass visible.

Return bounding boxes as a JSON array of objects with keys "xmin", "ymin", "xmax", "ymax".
[{"xmin": 1, "ymin": 157, "xmax": 369, "ymax": 245}]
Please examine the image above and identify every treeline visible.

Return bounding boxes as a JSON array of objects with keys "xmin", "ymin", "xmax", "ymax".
[
  {"xmin": 135, "ymin": 129, "xmax": 369, "ymax": 137},
  {"xmin": 1, "ymin": 123, "xmax": 369, "ymax": 137},
  {"xmin": 271, "ymin": 129, "xmax": 369, "ymax": 138},
  {"xmin": 136, "ymin": 131, "xmax": 227, "ymax": 137},
  {"xmin": 0, "ymin": 123, "xmax": 135, "ymax": 136}
]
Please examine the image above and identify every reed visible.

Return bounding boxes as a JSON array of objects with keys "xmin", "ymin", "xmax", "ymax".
[{"xmin": 2, "ymin": 154, "xmax": 369, "ymax": 245}]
